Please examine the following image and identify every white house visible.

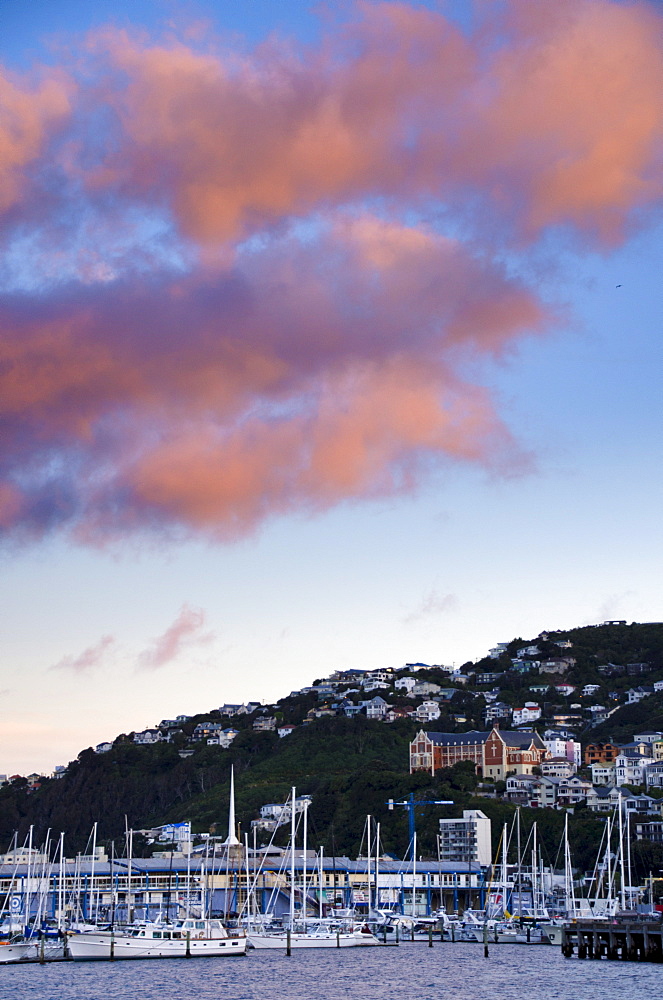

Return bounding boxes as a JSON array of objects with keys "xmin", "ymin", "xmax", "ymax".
[
  {"xmin": 134, "ymin": 729, "xmax": 164, "ymax": 745},
  {"xmin": 627, "ymin": 686, "xmax": 655, "ymax": 704},
  {"xmin": 512, "ymin": 703, "xmax": 541, "ymax": 726},
  {"xmin": 278, "ymin": 725, "xmax": 296, "ymax": 738},
  {"xmin": 365, "ymin": 696, "xmax": 390, "ymax": 719},
  {"xmin": 362, "ymin": 678, "xmax": 391, "ymax": 693},
  {"xmin": 591, "ymin": 763, "xmax": 615, "ymax": 786},
  {"xmin": 412, "ymin": 681, "xmax": 441, "ymax": 697},
  {"xmin": 614, "ymin": 751, "xmax": 651, "ymax": 786},
  {"xmin": 582, "ymin": 684, "xmax": 601, "ymax": 697},
  {"xmin": 540, "ymin": 757, "xmax": 575, "ymax": 778},
  {"xmin": 415, "ymin": 700, "xmax": 441, "ymax": 722},
  {"xmin": 95, "ymin": 742, "xmax": 113, "ymax": 754},
  {"xmin": 543, "ymin": 736, "xmax": 581, "ymax": 767},
  {"xmin": 395, "ymin": 676, "xmax": 417, "ymax": 693}
]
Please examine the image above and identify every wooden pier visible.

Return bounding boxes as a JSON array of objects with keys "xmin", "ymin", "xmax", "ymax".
[{"xmin": 561, "ymin": 919, "xmax": 663, "ymax": 963}]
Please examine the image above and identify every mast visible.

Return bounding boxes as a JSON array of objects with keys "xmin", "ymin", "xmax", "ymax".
[
  {"xmin": 516, "ymin": 808, "xmax": 522, "ymax": 920},
  {"xmin": 127, "ymin": 826, "xmax": 133, "ymax": 924},
  {"xmin": 367, "ymin": 815, "xmax": 372, "ymax": 914},
  {"xmin": 290, "ymin": 786, "xmax": 296, "ymax": 930},
  {"xmin": 564, "ymin": 813, "xmax": 576, "ymax": 917},
  {"xmin": 618, "ymin": 793, "xmax": 626, "ymax": 910},
  {"xmin": 412, "ymin": 832, "xmax": 417, "ymax": 917},
  {"xmin": 606, "ymin": 816, "xmax": 614, "ymax": 909},
  {"xmin": 626, "ymin": 810, "xmax": 633, "ymax": 910},
  {"xmin": 26, "ymin": 825, "xmax": 33, "ymax": 933},
  {"xmin": 302, "ymin": 797, "xmax": 308, "ymax": 922},
  {"xmin": 90, "ymin": 822, "xmax": 97, "ymax": 925},
  {"xmin": 319, "ymin": 846, "xmax": 324, "ymax": 919},
  {"xmin": 501, "ymin": 823, "xmax": 508, "ymax": 916},
  {"xmin": 57, "ymin": 833, "xmax": 65, "ymax": 932},
  {"xmin": 531, "ymin": 822, "xmax": 538, "ymax": 918},
  {"xmin": 375, "ymin": 822, "xmax": 381, "ymax": 916},
  {"xmin": 244, "ymin": 834, "xmax": 251, "ymax": 931}
]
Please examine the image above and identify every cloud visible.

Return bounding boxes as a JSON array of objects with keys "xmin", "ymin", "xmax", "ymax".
[
  {"xmin": 50, "ymin": 634, "xmax": 115, "ymax": 674},
  {"xmin": 137, "ymin": 605, "xmax": 214, "ymax": 671},
  {"xmin": 0, "ymin": 1, "xmax": 661, "ymax": 545},
  {"xmin": 403, "ymin": 590, "xmax": 459, "ymax": 625}
]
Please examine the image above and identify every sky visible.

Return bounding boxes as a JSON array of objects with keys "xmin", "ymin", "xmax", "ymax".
[{"xmin": 0, "ymin": 0, "xmax": 661, "ymax": 775}]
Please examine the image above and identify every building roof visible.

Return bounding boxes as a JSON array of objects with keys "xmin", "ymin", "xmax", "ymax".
[
  {"xmin": 492, "ymin": 730, "xmax": 546, "ymax": 749},
  {"xmin": 420, "ymin": 730, "xmax": 491, "ymax": 746}
]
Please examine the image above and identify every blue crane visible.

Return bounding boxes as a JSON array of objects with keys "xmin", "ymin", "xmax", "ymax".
[{"xmin": 386, "ymin": 793, "xmax": 453, "ymax": 847}]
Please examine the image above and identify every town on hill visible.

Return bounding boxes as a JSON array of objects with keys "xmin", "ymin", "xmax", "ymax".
[{"xmin": 3, "ymin": 620, "xmax": 663, "ymax": 879}]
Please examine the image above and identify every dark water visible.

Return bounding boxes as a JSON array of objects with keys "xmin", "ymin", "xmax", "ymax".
[{"xmin": 1, "ymin": 942, "xmax": 658, "ymax": 1000}]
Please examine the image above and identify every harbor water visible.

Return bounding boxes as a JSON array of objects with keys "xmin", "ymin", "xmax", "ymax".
[{"xmin": 0, "ymin": 941, "xmax": 657, "ymax": 1000}]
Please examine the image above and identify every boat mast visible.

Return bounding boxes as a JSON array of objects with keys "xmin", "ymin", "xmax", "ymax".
[
  {"xmin": 501, "ymin": 823, "xmax": 508, "ymax": 917},
  {"xmin": 319, "ymin": 845, "xmax": 324, "ymax": 919},
  {"xmin": 375, "ymin": 822, "xmax": 380, "ymax": 916},
  {"xmin": 290, "ymin": 786, "xmax": 296, "ymax": 930},
  {"xmin": 618, "ymin": 792, "xmax": 626, "ymax": 911},
  {"xmin": 531, "ymin": 822, "xmax": 538, "ymax": 919},
  {"xmin": 90, "ymin": 822, "xmax": 97, "ymax": 925},
  {"xmin": 367, "ymin": 815, "xmax": 372, "ymax": 914},
  {"xmin": 412, "ymin": 832, "xmax": 417, "ymax": 918},
  {"xmin": 57, "ymin": 832, "xmax": 65, "ymax": 932},
  {"xmin": 516, "ymin": 808, "xmax": 522, "ymax": 920},
  {"xmin": 302, "ymin": 797, "xmax": 308, "ymax": 923},
  {"xmin": 564, "ymin": 813, "xmax": 576, "ymax": 917}
]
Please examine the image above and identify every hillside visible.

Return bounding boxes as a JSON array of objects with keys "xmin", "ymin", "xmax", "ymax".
[{"xmin": 3, "ymin": 620, "xmax": 663, "ymax": 874}]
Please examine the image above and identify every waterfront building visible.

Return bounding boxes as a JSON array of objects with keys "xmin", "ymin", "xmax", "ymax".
[{"xmin": 438, "ymin": 810, "xmax": 491, "ymax": 867}]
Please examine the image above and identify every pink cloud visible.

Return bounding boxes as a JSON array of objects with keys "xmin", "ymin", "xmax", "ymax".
[
  {"xmin": 0, "ymin": 1, "xmax": 660, "ymax": 545},
  {"xmin": 138, "ymin": 605, "xmax": 213, "ymax": 671},
  {"xmin": 0, "ymin": 217, "xmax": 544, "ymax": 542},
  {"xmin": 54, "ymin": 1, "xmax": 661, "ymax": 246},
  {"xmin": 50, "ymin": 635, "xmax": 115, "ymax": 674}
]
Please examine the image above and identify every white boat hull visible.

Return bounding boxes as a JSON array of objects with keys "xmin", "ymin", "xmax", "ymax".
[
  {"xmin": 68, "ymin": 930, "xmax": 247, "ymax": 961},
  {"xmin": 0, "ymin": 941, "xmax": 36, "ymax": 964},
  {"xmin": 248, "ymin": 930, "xmax": 380, "ymax": 949}
]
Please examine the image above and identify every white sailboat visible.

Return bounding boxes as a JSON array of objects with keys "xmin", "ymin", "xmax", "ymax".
[
  {"xmin": 247, "ymin": 788, "xmax": 379, "ymax": 950},
  {"xmin": 68, "ymin": 772, "xmax": 247, "ymax": 960}
]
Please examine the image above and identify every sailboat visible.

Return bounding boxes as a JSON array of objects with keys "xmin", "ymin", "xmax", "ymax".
[
  {"xmin": 68, "ymin": 771, "xmax": 247, "ymax": 961},
  {"xmin": 247, "ymin": 789, "xmax": 380, "ymax": 950}
]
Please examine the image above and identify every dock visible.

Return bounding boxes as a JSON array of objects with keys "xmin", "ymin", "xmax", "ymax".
[{"xmin": 561, "ymin": 919, "xmax": 663, "ymax": 962}]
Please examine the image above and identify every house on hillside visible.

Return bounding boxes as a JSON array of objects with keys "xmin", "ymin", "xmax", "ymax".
[
  {"xmin": 584, "ymin": 742, "xmax": 620, "ymax": 766},
  {"xmin": 614, "ymin": 751, "xmax": 652, "ymax": 786},
  {"xmin": 512, "ymin": 703, "xmax": 541, "ymax": 726},
  {"xmin": 365, "ymin": 696, "xmax": 391, "ymax": 719},
  {"xmin": 627, "ymin": 686, "xmax": 655, "ymax": 704},
  {"xmin": 253, "ymin": 716, "xmax": 276, "ymax": 731},
  {"xmin": 134, "ymin": 729, "xmax": 164, "ymax": 745},
  {"xmin": 415, "ymin": 700, "xmax": 441, "ymax": 722},
  {"xmin": 539, "ymin": 657, "xmax": 575, "ymax": 675},
  {"xmin": 394, "ymin": 676, "xmax": 417, "ymax": 693},
  {"xmin": 412, "ymin": 681, "xmax": 441, "ymax": 697}
]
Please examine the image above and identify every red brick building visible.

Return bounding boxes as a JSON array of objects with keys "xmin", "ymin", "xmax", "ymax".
[{"xmin": 410, "ymin": 727, "xmax": 547, "ymax": 778}]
